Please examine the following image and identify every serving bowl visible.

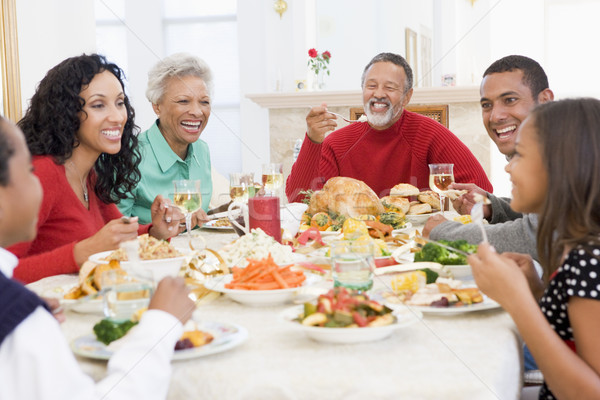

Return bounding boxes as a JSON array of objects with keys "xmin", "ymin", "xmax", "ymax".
[{"xmin": 280, "ymin": 305, "xmax": 421, "ymax": 344}]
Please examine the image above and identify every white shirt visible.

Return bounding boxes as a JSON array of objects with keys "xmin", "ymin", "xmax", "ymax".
[{"xmin": 0, "ymin": 248, "xmax": 183, "ymax": 400}]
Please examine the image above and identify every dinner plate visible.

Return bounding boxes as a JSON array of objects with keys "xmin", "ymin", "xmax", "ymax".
[
  {"xmin": 204, "ymin": 272, "xmax": 324, "ymax": 306},
  {"xmin": 402, "ymin": 296, "xmax": 501, "ymax": 315},
  {"xmin": 298, "ymin": 229, "xmax": 343, "ymax": 238},
  {"xmin": 405, "ymin": 212, "xmax": 441, "ymax": 225},
  {"xmin": 70, "ymin": 320, "xmax": 248, "ymax": 361},
  {"xmin": 202, "ymin": 219, "xmax": 234, "ymax": 231},
  {"xmin": 27, "ymin": 274, "xmax": 104, "ymax": 314},
  {"xmin": 279, "ymin": 305, "xmax": 422, "ymax": 344},
  {"xmin": 374, "ymin": 262, "xmax": 471, "ymax": 280}
]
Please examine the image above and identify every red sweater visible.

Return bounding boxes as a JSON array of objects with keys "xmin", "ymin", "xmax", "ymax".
[
  {"xmin": 9, "ymin": 156, "xmax": 149, "ymax": 284},
  {"xmin": 286, "ymin": 110, "xmax": 493, "ymax": 202}
]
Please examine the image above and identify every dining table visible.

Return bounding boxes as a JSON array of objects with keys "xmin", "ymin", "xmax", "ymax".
[{"xmin": 27, "ymin": 221, "xmax": 524, "ymax": 400}]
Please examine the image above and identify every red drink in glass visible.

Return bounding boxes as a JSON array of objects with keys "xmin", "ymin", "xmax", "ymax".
[{"xmin": 248, "ymin": 195, "xmax": 281, "ymax": 242}]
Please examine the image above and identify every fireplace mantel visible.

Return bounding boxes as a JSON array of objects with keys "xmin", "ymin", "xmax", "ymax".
[{"xmin": 246, "ymin": 86, "xmax": 480, "ymax": 109}]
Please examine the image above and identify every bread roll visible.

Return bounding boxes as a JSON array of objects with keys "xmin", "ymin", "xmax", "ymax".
[
  {"xmin": 417, "ymin": 191, "xmax": 441, "ymax": 211},
  {"xmin": 307, "ymin": 177, "xmax": 384, "ymax": 217},
  {"xmin": 390, "ymin": 183, "xmax": 419, "ymax": 197},
  {"xmin": 408, "ymin": 203, "xmax": 432, "ymax": 215},
  {"xmin": 380, "ymin": 195, "xmax": 410, "ymax": 214}
]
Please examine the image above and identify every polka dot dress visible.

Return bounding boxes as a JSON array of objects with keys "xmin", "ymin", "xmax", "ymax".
[{"xmin": 538, "ymin": 244, "xmax": 600, "ymax": 400}]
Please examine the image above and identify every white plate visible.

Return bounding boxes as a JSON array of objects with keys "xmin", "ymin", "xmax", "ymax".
[
  {"xmin": 403, "ymin": 296, "xmax": 501, "ymax": 315},
  {"xmin": 204, "ymin": 272, "xmax": 323, "ymax": 306},
  {"xmin": 405, "ymin": 212, "xmax": 441, "ymax": 225},
  {"xmin": 280, "ymin": 305, "xmax": 422, "ymax": 344},
  {"xmin": 299, "ymin": 229, "xmax": 343, "ymax": 238},
  {"xmin": 391, "ymin": 222, "xmax": 413, "ymax": 234},
  {"xmin": 27, "ymin": 274, "xmax": 104, "ymax": 314},
  {"xmin": 374, "ymin": 262, "xmax": 444, "ymax": 277},
  {"xmin": 374, "ymin": 262, "xmax": 471, "ymax": 280},
  {"xmin": 202, "ymin": 219, "xmax": 234, "ymax": 231},
  {"xmin": 70, "ymin": 320, "xmax": 247, "ymax": 361}
]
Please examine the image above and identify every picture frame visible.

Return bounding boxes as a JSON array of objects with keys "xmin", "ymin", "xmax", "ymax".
[
  {"xmin": 0, "ymin": 0, "xmax": 22, "ymax": 122},
  {"xmin": 420, "ymin": 34, "xmax": 432, "ymax": 87},
  {"xmin": 405, "ymin": 28, "xmax": 418, "ymax": 87}
]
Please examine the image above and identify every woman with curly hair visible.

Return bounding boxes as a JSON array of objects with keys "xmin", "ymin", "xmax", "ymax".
[{"xmin": 8, "ymin": 54, "xmax": 182, "ymax": 284}]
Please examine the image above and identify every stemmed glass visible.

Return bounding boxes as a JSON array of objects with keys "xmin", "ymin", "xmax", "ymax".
[
  {"xmin": 173, "ymin": 179, "xmax": 202, "ymax": 243},
  {"xmin": 428, "ymin": 164, "xmax": 455, "ymax": 217},
  {"xmin": 262, "ymin": 163, "xmax": 284, "ymax": 201}
]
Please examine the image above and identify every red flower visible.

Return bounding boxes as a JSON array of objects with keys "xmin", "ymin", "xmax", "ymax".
[
  {"xmin": 322, "ymin": 51, "xmax": 331, "ymax": 60},
  {"xmin": 308, "ymin": 48, "xmax": 318, "ymax": 58}
]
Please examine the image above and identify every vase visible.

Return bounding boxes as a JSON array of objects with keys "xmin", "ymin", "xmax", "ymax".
[{"xmin": 310, "ymin": 71, "xmax": 326, "ymax": 91}]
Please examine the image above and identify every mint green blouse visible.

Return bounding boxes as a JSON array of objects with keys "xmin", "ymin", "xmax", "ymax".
[{"xmin": 118, "ymin": 121, "xmax": 212, "ymax": 224}]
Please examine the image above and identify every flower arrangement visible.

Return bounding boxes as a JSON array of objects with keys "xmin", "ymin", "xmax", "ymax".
[{"xmin": 307, "ymin": 48, "xmax": 331, "ymax": 76}]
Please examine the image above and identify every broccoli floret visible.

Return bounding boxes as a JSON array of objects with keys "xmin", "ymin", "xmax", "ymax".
[
  {"xmin": 414, "ymin": 239, "xmax": 476, "ymax": 265},
  {"xmin": 378, "ymin": 212, "xmax": 406, "ymax": 229},
  {"xmin": 418, "ymin": 267, "xmax": 439, "ymax": 284},
  {"xmin": 414, "ymin": 243, "xmax": 448, "ymax": 263},
  {"xmin": 93, "ymin": 318, "xmax": 138, "ymax": 345}
]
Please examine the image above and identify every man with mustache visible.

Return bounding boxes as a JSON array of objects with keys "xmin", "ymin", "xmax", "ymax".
[
  {"xmin": 423, "ymin": 55, "xmax": 554, "ymax": 259},
  {"xmin": 286, "ymin": 52, "xmax": 492, "ymax": 203}
]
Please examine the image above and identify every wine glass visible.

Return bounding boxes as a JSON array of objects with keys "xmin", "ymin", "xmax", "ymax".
[
  {"xmin": 428, "ymin": 164, "xmax": 455, "ymax": 217},
  {"xmin": 172, "ymin": 179, "xmax": 202, "ymax": 243},
  {"xmin": 229, "ymin": 172, "xmax": 254, "ymax": 203},
  {"xmin": 261, "ymin": 163, "xmax": 284, "ymax": 201}
]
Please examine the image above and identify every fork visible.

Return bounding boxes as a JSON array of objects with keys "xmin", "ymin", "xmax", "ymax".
[
  {"xmin": 327, "ymin": 111, "xmax": 360, "ymax": 123},
  {"xmin": 308, "ymin": 107, "xmax": 359, "ymax": 123},
  {"xmin": 471, "ymin": 202, "xmax": 489, "ymax": 243}
]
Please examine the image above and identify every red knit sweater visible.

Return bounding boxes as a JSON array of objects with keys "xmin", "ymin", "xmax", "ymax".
[
  {"xmin": 9, "ymin": 156, "xmax": 150, "ymax": 284},
  {"xmin": 286, "ymin": 110, "xmax": 493, "ymax": 202}
]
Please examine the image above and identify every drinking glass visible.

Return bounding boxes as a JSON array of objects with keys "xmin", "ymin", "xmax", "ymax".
[
  {"xmin": 330, "ymin": 240, "xmax": 375, "ymax": 292},
  {"xmin": 428, "ymin": 163, "xmax": 455, "ymax": 217},
  {"xmin": 229, "ymin": 172, "xmax": 254, "ymax": 203},
  {"xmin": 261, "ymin": 163, "xmax": 284, "ymax": 200},
  {"xmin": 101, "ymin": 269, "xmax": 153, "ymax": 322},
  {"xmin": 173, "ymin": 179, "xmax": 202, "ymax": 241}
]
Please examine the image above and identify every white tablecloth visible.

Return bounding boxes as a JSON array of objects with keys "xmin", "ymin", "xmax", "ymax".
[{"xmin": 29, "ymin": 229, "xmax": 524, "ymax": 400}]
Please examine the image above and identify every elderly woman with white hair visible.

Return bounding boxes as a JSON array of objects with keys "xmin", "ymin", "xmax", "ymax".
[{"xmin": 118, "ymin": 52, "xmax": 213, "ymax": 225}]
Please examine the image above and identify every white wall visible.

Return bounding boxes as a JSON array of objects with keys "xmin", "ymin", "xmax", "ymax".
[{"xmin": 16, "ymin": 0, "xmax": 97, "ymax": 110}]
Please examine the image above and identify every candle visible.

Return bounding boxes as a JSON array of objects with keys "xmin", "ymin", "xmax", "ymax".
[{"xmin": 248, "ymin": 196, "xmax": 281, "ymax": 243}]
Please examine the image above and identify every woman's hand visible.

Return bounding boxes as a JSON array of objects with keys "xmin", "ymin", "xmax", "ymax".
[
  {"xmin": 73, "ymin": 217, "xmax": 139, "ymax": 266},
  {"xmin": 148, "ymin": 195, "xmax": 182, "ymax": 239},
  {"xmin": 468, "ymin": 243, "xmax": 534, "ymax": 312},
  {"xmin": 149, "ymin": 277, "xmax": 195, "ymax": 324},
  {"xmin": 191, "ymin": 208, "xmax": 209, "ymax": 229}
]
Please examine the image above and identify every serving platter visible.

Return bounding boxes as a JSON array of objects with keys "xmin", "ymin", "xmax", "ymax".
[
  {"xmin": 70, "ymin": 320, "xmax": 248, "ymax": 361},
  {"xmin": 204, "ymin": 272, "xmax": 324, "ymax": 306},
  {"xmin": 280, "ymin": 305, "xmax": 421, "ymax": 344}
]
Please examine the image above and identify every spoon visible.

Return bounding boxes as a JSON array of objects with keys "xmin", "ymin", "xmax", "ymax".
[{"xmin": 471, "ymin": 202, "xmax": 489, "ymax": 243}]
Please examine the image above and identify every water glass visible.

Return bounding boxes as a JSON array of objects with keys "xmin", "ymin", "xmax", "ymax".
[
  {"xmin": 101, "ymin": 269, "xmax": 153, "ymax": 322},
  {"xmin": 330, "ymin": 240, "xmax": 375, "ymax": 291}
]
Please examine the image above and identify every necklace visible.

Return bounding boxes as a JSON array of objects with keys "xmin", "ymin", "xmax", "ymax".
[{"xmin": 68, "ymin": 160, "xmax": 89, "ymax": 203}]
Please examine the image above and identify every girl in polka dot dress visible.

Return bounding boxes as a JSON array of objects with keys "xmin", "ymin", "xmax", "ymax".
[{"xmin": 469, "ymin": 98, "xmax": 600, "ymax": 400}]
